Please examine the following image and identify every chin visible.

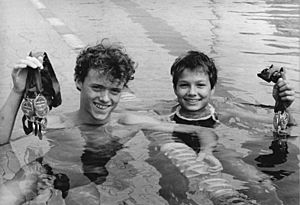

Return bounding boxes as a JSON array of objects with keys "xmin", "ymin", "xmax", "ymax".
[
  {"xmin": 184, "ymin": 105, "xmax": 203, "ymax": 112},
  {"xmin": 90, "ymin": 111, "xmax": 110, "ymax": 123},
  {"xmin": 95, "ymin": 114, "xmax": 110, "ymax": 122}
]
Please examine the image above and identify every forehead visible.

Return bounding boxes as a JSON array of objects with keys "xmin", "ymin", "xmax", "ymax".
[
  {"xmin": 178, "ymin": 67, "xmax": 209, "ymax": 81},
  {"xmin": 85, "ymin": 69, "xmax": 125, "ymax": 88}
]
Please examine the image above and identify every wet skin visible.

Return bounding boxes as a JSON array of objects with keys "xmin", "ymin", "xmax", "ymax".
[
  {"xmin": 76, "ymin": 69, "xmax": 125, "ymax": 125},
  {"xmin": 174, "ymin": 67, "xmax": 215, "ymax": 119}
]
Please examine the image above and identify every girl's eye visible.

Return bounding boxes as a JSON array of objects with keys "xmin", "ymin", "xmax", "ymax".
[
  {"xmin": 178, "ymin": 83, "xmax": 189, "ymax": 88},
  {"xmin": 197, "ymin": 83, "xmax": 206, "ymax": 87}
]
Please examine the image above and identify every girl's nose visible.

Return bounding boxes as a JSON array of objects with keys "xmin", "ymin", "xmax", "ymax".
[{"xmin": 188, "ymin": 86, "xmax": 197, "ymax": 95}]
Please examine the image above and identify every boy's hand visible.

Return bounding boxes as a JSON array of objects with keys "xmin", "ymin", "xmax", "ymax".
[
  {"xmin": 272, "ymin": 76, "xmax": 295, "ymax": 109},
  {"xmin": 12, "ymin": 56, "xmax": 43, "ymax": 94}
]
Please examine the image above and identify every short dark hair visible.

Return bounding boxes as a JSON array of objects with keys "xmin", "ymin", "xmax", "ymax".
[
  {"xmin": 74, "ymin": 39, "xmax": 136, "ymax": 86},
  {"xmin": 170, "ymin": 51, "xmax": 217, "ymax": 89}
]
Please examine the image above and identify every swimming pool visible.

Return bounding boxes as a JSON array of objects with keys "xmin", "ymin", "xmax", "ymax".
[
  {"xmin": 1, "ymin": 0, "xmax": 299, "ymax": 204},
  {"xmin": 1, "ymin": 95, "xmax": 298, "ymax": 204}
]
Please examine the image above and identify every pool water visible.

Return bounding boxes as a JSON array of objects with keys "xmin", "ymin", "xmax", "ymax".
[{"xmin": 1, "ymin": 96, "xmax": 299, "ymax": 204}]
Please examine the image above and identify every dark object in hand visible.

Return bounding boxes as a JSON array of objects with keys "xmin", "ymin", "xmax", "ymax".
[
  {"xmin": 30, "ymin": 52, "xmax": 62, "ymax": 109},
  {"xmin": 257, "ymin": 65, "xmax": 291, "ymax": 133},
  {"xmin": 257, "ymin": 64, "xmax": 284, "ymax": 83}
]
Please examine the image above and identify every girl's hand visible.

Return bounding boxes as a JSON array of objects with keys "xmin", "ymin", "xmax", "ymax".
[{"xmin": 273, "ymin": 77, "xmax": 295, "ymax": 109}]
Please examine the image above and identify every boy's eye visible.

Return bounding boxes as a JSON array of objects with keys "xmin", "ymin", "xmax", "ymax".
[
  {"xmin": 92, "ymin": 86, "xmax": 105, "ymax": 91},
  {"xmin": 110, "ymin": 88, "xmax": 121, "ymax": 95}
]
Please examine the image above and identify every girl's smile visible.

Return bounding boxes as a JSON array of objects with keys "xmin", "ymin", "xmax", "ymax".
[{"xmin": 174, "ymin": 67, "xmax": 214, "ymax": 119}]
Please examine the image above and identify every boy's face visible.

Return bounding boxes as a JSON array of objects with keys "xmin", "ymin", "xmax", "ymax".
[
  {"xmin": 174, "ymin": 67, "xmax": 214, "ymax": 114},
  {"xmin": 76, "ymin": 69, "xmax": 125, "ymax": 124}
]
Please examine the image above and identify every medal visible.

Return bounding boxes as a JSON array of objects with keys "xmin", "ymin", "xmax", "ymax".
[
  {"xmin": 21, "ymin": 51, "xmax": 62, "ymax": 139},
  {"xmin": 278, "ymin": 111, "xmax": 289, "ymax": 131},
  {"xmin": 33, "ymin": 94, "xmax": 49, "ymax": 118},
  {"xmin": 39, "ymin": 118, "xmax": 47, "ymax": 131},
  {"xmin": 273, "ymin": 111, "xmax": 289, "ymax": 133},
  {"xmin": 34, "ymin": 95, "xmax": 48, "ymax": 111},
  {"xmin": 35, "ymin": 106, "xmax": 49, "ymax": 118},
  {"xmin": 21, "ymin": 98, "xmax": 35, "ymax": 117}
]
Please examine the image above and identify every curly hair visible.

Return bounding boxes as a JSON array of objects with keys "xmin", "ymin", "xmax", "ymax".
[
  {"xmin": 170, "ymin": 50, "xmax": 218, "ymax": 89},
  {"xmin": 74, "ymin": 39, "xmax": 136, "ymax": 86}
]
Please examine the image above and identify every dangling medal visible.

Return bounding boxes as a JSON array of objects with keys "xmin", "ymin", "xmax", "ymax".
[
  {"xmin": 273, "ymin": 111, "xmax": 289, "ymax": 133},
  {"xmin": 21, "ymin": 98, "xmax": 35, "ymax": 117},
  {"xmin": 279, "ymin": 111, "xmax": 289, "ymax": 131},
  {"xmin": 34, "ymin": 94, "xmax": 49, "ymax": 118},
  {"xmin": 273, "ymin": 113, "xmax": 280, "ymax": 132},
  {"xmin": 33, "ymin": 94, "xmax": 48, "ymax": 111},
  {"xmin": 21, "ymin": 51, "xmax": 62, "ymax": 139},
  {"xmin": 35, "ymin": 105, "xmax": 49, "ymax": 118},
  {"xmin": 39, "ymin": 117, "xmax": 48, "ymax": 131}
]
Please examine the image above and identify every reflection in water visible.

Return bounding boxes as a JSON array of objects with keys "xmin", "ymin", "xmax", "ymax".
[
  {"xmin": 243, "ymin": 132, "xmax": 299, "ymax": 205},
  {"xmin": 255, "ymin": 137, "xmax": 288, "ymax": 168},
  {"xmin": 10, "ymin": 124, "xmax": 140, "ymax": 203},
  {"xmin": 34, "ymin": 157, "xmax": 70, "ymax": 199},
  {"xmin": 254, "ymin": 133, "xmax": 297, "ymax": 182},
  {"xmin": 81, "ymin": 137, "xmax": 123, "ymax": 185},
  {"xmin": 146, "ymin": 143, "xmax": 190, "ymax": 205}
]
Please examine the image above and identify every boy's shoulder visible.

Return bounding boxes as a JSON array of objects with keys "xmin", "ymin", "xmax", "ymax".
[{"xmin": 47, "ymin": 113, "xmax": 73, "ymax": 129}]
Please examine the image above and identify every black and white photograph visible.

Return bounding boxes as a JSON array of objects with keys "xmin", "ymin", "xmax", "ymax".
[{"xmin": 0, "ymin": 0, "xmax": 299, "ymax": 204}]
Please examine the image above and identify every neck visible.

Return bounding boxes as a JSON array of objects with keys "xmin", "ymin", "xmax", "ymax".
[
  {"xmin": 178, "ymin": 105, "xmax": 211, "ymax": 120},
  {"xmin": 70, "ymin": 110, "xmax": 110, "ymax": 126}
]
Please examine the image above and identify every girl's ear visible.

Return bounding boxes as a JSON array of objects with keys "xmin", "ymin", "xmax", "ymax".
[
  {"xmin": 75, "ymin": 79, "xmax": 82, "ymax": 91},
  {"xmin": 211, "ymin": 87, "xmax": 215, "ymax": 95},
  {"xmin": 173, "ymin": 84, "xmax": 178, "ymax": 94}
]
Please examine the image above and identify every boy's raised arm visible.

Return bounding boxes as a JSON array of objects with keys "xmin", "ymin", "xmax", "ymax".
[
  {"xmin": 0, "ymin": 89, "xmax": 24, "ymax": 144},
  {"xmin": 0, "ymin": 56, "xmax": 43, "ymax": 144}
]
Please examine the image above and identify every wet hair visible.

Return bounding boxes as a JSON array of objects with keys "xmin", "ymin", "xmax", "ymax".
[
  {"xmin": 170, "ymin": 50, "xmax": 217, "ymax": 89},
  {"xmin": 74, "ymin": 39, "xmax": 136, "ymax": 88}
]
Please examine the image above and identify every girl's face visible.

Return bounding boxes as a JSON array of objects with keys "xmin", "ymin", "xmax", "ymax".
[{"xmin": 174, "ymin": 67, "xmax": 214, "ymax": 118}]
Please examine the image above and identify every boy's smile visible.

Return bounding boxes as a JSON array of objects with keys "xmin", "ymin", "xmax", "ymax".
[
  {"xmin": 76, "ymin": 69, "xmax": 124, "ymax": 124},
  {"xmin": 174, "ymin": 67, "xmax": 214, "ymax": 118}
]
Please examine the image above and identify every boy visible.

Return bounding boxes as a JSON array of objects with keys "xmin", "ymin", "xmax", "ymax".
[{"xmin": 0, "ymin": 39, "xmax": 137, "ymax": 204}]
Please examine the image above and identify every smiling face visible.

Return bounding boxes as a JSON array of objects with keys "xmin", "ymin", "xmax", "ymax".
[
  {"xmin": 76, "ymin": 69, "xmax": 125, "ymax": 125},
  {"xmin": 174, "ymin": 67, "xmax": 214, "ymax": 118}
]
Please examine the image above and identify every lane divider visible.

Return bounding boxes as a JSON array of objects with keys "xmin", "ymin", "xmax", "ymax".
[
  {"xmin": 45, "ymin": 17, "xmax": 65, "ymax": 27},
  {"xmin": 29, "ymin": 0, "xmax": 46, "ymax": 9},
  {"xmin": 62, "ymin": 34, "xmax": 86, "ymax": 50},
  {"xmin": 29, "ymin": 0, "xmax": 85, "ymax": 50}
]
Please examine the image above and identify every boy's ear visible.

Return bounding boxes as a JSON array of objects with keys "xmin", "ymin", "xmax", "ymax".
[{"xmin": 75, "ymin": 79, "xmax": 82, "ymax": 91}]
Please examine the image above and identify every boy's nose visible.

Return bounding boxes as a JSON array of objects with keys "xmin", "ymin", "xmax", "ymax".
[{"xmin": 99, "ymin": 90, "xmax": 110, "ymax": 102}]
